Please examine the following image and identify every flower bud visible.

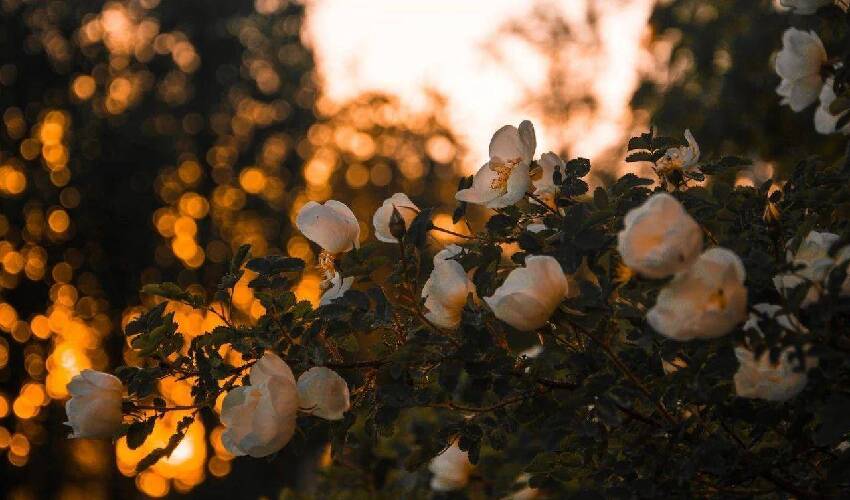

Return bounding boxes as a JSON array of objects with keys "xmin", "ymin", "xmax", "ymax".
[
  {"xmin": 297, "ymin": 367, "xmax": 350, "ymax": 420},
  {"xmin": 372, "ymin": 193, "xmax": 419, "ymax": 243}
]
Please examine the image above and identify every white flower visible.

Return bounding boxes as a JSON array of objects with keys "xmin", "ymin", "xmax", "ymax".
[
  {"xmin": 422, "ymin": 245, "xmax": 476, "ymax": 329},
  {"xmin": 774, "ymin": 230, "xmax": 850, "ymax": 307},
  {"xmin": 503, "ymin": 474, "xmax": 540, "ymax": 500},
  {"xmin": 296, "ymin": 200, "xmax": 360, "ymax": 254},
  {"xmin": 617, "ymin": 193, "xmax": 703, "ymax": 279},
  {"xmin": 221, "ymin": 352, "xmax": 298, "ymax": 458},
  {"xmin": 372, "ymin": 193, "xmax": 420, "ymax": 243},
  {"xmin": 775, "ymin": 28, "xmax": 827, "ymax": 112},
  {"xmin": 65, "ymin": 370, "xmax": 124, "ymax": 439},
  {"xmin": 780, "ymin": 0, "xmax": 831, "ymax": 15},
  {"xmin": 484, "ymin": 255, "xmax": 570, "ymax": 332},
  {"xmin": 647, "ymin": 248, "xmax": 748, "ymax": 341},
  {"xmin": 734, "ymin": 346, "xmax": 816, "ymax": 401},
  {"xmin": 526, "ymin": 223, "xmax": 549, "ymax": 233},
  {"xmin": 456, "ymin": 120, "xmax": 536, "ymax": 209},
  {"xmin": 297, "ymin": 367, "xmax": 350, "ymax": 421},
  {"xmin": 735, "ymin": 305, "xmax": 817, "ymax": 402},
  {"xmin": 429, "ymin": 441, "xmax": 473, "ymax": 492},
  {"xmin": 531, "ymin": 151, "xmax": 563, "ymax": 205},
  {"xmin": 814, "ymin": 78, "xmax": 850, "ymax": 135},
  {"xmin": 319, "ymin": 272, "xmax": 354, "ymax": 306},
  {"xmin": 655, "ymin": 129, "xmax": 700, "ymax": 174}
]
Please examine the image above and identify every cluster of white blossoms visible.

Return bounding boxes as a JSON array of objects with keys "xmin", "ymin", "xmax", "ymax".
[
  {"xmin": 617, "ymin": 185, "xmax": 829, "ymax": 402},
  {"xmin": 774, "ymin": 230, "xmax": 850, "ymax": 307},
  {"xmin": 64, "ymin": 352, "xmax": 350, "ymax": 457},
  {"xmin": 774, "ymin": 3, "xmax": 849, "ymax": 134},
  {"xmin": 297, "ymin": 121, "xmax": 572, "ymax": 333},
  {"xmin": 220, "ymin": 352, "xmax": 350, "ymax": 457},
  {"xmin": 618, "ymin": 192, "xmax": 748, "ymax": 341}
]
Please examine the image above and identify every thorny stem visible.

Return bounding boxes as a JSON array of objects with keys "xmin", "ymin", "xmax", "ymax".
[
  {"xmin": 575, "ymin": 324, "xmax": 678, "ymax": 426},
  {"xmin": 526, "ymin": 192, "xmax": 562, "ymax": 217},
  {"xmin": 718, "ymin": 417, "xmax": 819, "ymax": 499},
  {"xmin": 429, "ymin": 224, "xmax": 477, "ymax": 240},
  {"xmin": 426, "ymin": 392, "xmax": 535, "ymax": 413}
]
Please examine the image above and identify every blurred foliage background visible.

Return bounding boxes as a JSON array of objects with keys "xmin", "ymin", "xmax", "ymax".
[{"xmin": 0, "ymin": 0, "xmax": 839, "ymax": 498}]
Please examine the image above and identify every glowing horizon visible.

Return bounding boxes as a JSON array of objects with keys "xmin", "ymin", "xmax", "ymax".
[{"xmin": 304, "ymin": 0, "xmax": 655, "ymax": 173}]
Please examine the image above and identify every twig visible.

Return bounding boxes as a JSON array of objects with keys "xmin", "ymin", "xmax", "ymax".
[
  {"xmin": 526, "ymin": 192, "xmax": 562, "ymax": 217},
  {"xmin": 429, "ymin": 224, "xmax": 477, "ymax": 240},
  {"xmin": 577, "ymin": 325, "xmax": 678, "ymax": 426}
]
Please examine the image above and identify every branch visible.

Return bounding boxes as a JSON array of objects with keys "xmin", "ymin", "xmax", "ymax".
[
  {"xmin": 429, "ymin": 223, "xmax": 478, "ymax": 240},
  {"xmin": 575, "ymin": 324, "xmax": 678, "ymax": 426}
]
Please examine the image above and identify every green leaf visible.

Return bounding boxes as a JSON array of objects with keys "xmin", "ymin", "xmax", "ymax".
[
  {"xmin": 625, "ymin": 151, "xmax": 654, "ymax": 163},
  {"xmin": 406, "ymin": 207, "xmax": 433, "ymax": 248},
  {"xmin": 126, "ymin": 417, "xmax": 156, "ymax": 450},
  {"xmin": 230, "ymin": 244, "xmax": 251, "ymax": 273}
]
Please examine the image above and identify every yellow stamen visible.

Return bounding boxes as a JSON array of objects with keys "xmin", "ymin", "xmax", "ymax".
[
  {"xmin": 705, "ymin": 288, "xmax": 727, "ymax": 311},
  {"xmin": 489, "ymin": 157, "xmax": 521, "ymax": 192},
  {"xmin": 655, "ymin": 154, "xmax": 684, "ymax": 175},
  {"xmin": 317, "ymin": 250, "xmax": 336, "ymax": 290},
  {"xmin": 615, "ymin": 263, "xmax": 635, "ymax": 284}
]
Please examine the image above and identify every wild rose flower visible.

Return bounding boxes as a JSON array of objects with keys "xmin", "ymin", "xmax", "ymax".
[
  {"xmin": 65, "ymin": 370, "xmax": 124, "ymax": 439},
  {"xmin": 503, "ymin": 474, "xmax": 540, "ymax": 500},
  {"xmin": 617, "ymin": 193, "xmax": 703, "ymax": 279},
  {"xmin": 531, "ymin": 151, "xmax": 563, "ymax": 206},
  {"xmin": 296, "ymin": 200, "xmax": 360, "ymax": 254},
  {"xmin": 484, "ymin": 255, "xmax": 570, "ymax": 332},
  {"xmin": 319, "ymin": 272, "xmax": 354, "ymax": 306},
  {"xmin": 429, "ymin": 441, "xmax": 473, "ymax": 492},
  {"xmin": 774, "ymin": 230, "xmax": 850, "ymax": 307},
  {"xmin": 735, "ymin": 304, "xmax": 817, "ymax": 401},
  {"xmin": 422, "ymin": 245, "xmax": 476, "ymax": 329},
  {"xmin": 296, "ymin": 199, "xmax": 360, "ymax": 293},
  {"xmin": 372, "ymin": 193, "xmax": 420, "ymax": 243},
  {"xmin": 814, "ymin": 78, "xmax": 850, "ymax": 135},
  {"xmin": 456, "ymin": 120, "xmax": 536, "ymax": 209},
  {"xmin": 655, "ymin": 129, "xmax": 700, "ymax": 175},
  {"xmin": 780, "ymin": 0, "xmax": 831, "ymax": 15},
  {"xmin": 297, "ymin": 367, "xmax": 350, "ymax": 421},
  {"xmin": 775, "ymin": 28, "xmax": 827, "ymax": 112},
  {"xmin": 734, "ymin": 347, "xmax": 817, "ymax": 401},
  {"xmin": 647, "ymin": 248, "xmax": 748, "ymax": 341},
  {"xmin": 221, "ymin": 352, "xmax": 298, "ymax": 458}
]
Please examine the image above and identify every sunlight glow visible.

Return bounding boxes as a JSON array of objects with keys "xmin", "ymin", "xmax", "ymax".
[{"xmin": 305, "ymin": 0, "xmax": 654, "ymax": 172}]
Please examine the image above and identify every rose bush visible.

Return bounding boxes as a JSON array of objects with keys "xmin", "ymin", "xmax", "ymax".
[{"xmin": 63, "ymin": 4, "xmax": 850, "ymax": 498}]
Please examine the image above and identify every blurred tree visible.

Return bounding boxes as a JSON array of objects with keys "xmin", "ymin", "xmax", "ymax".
[
  {"xmin": 0, "ymin": 0, "xmax": 317, "ymax": 497},
  {"xmin": 632, "ymin": 0, "xmax": 848, "ymax": 169}
]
